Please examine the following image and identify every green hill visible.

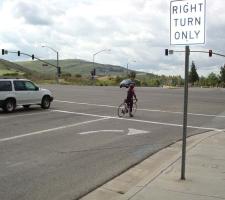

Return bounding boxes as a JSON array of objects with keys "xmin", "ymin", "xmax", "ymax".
[
  {"xmin": 0, "ymin": 58, "xmax": 186, "ymax": 87},
  {"xmin": 0, "ymin": 58, "xmax": 35, "ymax": 76},
  {"xmin": 16, "ymin": 59, "xmax": 129, "ymax": 76}
]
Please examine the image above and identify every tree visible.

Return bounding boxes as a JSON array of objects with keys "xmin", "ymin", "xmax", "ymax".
[
  {"xmin": 199, "ymin": 76, "xmax": 207, "ymax": 87},
  {"xmin": 219, "ymin": 64, "xmax": 225, "ymax": 87},
  {"xmin": 207, "ymin": 72, "xmax": 219, "ymax": 87},
  {"xmin": 129, "ymin": 71, "xmax": 136, "ymax": 80},
  {"xmin": 189, "ymin": 61, "xmax": 199, "ymax": 85}
]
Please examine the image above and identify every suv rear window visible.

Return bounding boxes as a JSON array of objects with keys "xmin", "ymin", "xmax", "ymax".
[
  {"xmin": 13, "ymin": 81, "xmax": 26, "ymax": 91},
  {"xmin": 0, "ymin": 81, "xmax": 12, "ymax": 91}
]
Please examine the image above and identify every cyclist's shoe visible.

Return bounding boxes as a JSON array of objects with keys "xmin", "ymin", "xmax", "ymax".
[
  {"xmin": 129, "ymin": 113, "xmax": 134, "ymax": 117},
  {"xmin": 121, "ymin": 109, "xmax": 125, "ymax": 114}
]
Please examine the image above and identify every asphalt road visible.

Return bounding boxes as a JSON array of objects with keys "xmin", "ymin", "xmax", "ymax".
[{"xmin": 0, "ymin": 86, "xmax": 225, "ymax": 200}]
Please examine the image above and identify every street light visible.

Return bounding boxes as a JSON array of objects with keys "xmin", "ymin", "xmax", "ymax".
[
  {"xmin": 92, "ymin": 49, "xmax": 111, "ymax": 79},
  {"xmin": 127, "ymin": 59, "xmax": 136, "ymax": 77},
  {"xmin": 42, "ymin": 45, "xmax": 60, "ymax": 83}
]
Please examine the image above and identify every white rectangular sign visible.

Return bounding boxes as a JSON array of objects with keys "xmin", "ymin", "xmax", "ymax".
[{"xmin": 170, "ymin": 0, "xmax": 206, "ymax": 45}]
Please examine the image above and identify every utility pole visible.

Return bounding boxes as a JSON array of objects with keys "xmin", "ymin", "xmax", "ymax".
[
  {"xmin": 92, "ymin": 49, "xmax": 111, "ymax": 79},
  {"xmin": 42, "ymin": 45, "xmax": 60, "ymax": 84}
]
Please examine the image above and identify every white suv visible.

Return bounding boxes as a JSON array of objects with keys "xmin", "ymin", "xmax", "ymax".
[{"xmin": 0, "ymin": 78, "xmax": 53, "ymax": 112}]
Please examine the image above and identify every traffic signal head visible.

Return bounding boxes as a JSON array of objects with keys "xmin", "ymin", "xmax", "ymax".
[
  {"xmin": 57, "ymin": 67, "xmax": 61, "ymax": 75},
  {"xmin": 209, "ymin": 50, "xmax": 212, "ymax": 57},
  {"xmin": 93, "ymin": 68, "xmax": 96, "ymax": 76},
  {"xmin": 32, "ymin": 54, "xmax": 34, "ymax": 60},
  {"xmin": 18, "ymin": 51, "xmax": 20, "ymax": 56},
  {"xmin": 2, "ymin": 49, "xmax": 4, "ymax": 55},
  {"xmin": 165, "ymin": 49, "xmax": 169, "ymax": 56}
]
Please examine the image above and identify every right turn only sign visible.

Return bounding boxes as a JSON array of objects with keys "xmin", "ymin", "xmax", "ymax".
[{"xmin": 170, "ymin": 0, "xmax": 206, "ymax": 45}]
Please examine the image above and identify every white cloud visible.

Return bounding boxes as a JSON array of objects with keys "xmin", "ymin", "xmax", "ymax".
[{"xmin": 0, "ymin": 0, "xmax": 225, "ymax": 76}]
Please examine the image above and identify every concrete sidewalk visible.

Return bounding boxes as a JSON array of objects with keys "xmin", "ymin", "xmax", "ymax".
[{"xmin": 81, "ymin": 131, "xmax": 225, "ymax": 200}]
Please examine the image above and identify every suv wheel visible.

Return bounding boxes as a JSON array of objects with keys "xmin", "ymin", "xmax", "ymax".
[
  {"xmin": 3, "ymin": 99, "xmax": 16, "ymax": 113},
  {"xmin": 41, "ymin": 96, "xmax": 51, "ymax": 109}
]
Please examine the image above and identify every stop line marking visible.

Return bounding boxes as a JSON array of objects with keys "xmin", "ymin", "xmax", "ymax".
[
  {"xmin": 52, "ymin": 109, "xmax": 224, "ymax": 132},
  {"xmin": 0, "ymin": 108, "xmax": 224, "ymax": 143},
  {"xmin": 55, "ymin": 100, "xmax": 225, "ymax": 118}
]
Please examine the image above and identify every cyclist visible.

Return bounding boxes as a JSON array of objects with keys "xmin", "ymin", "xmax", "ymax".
[{"xmin": 126, "ymin": 83, "xmax": 138, "ymax": 117}]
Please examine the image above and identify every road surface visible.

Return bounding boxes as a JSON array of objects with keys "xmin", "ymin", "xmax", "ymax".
[{"xmin": 0, "ymin": 86, "xmax": 224, "ymax": 200}]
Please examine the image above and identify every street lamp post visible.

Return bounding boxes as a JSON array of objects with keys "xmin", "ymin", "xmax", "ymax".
[
  {"xmin": 42, "ymin": 45, "xmax": 60, "ymax": 84},
  {"xmin": 127, "ymin": 60, "xmax": 136, "ymax": 77},
  {"xmin": 92, "ymin": 49, "xmax": 111, "ymax": 79}
]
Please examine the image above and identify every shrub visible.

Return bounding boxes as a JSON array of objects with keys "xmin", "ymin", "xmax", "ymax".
[
  {"xmin": 75, "ymin": 74, "xmax": 82, "ymax": 78},
  {"xmin": 3, "ymin": 72, "xmax": 19, "ymax": 76}
]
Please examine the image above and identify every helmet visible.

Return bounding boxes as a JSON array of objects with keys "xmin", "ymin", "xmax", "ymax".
[{"xmin": 129, "ymin": 83, "xmax": 135, "ymax": 89}]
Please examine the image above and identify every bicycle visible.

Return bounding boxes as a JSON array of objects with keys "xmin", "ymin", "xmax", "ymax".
[{"xmin": 117, "ymin": 99, "xmax": 137, "ymax": 117}]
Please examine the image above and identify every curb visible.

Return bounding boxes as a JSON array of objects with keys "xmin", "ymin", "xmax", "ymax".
[{"xmin": 81, "ymin": 131, "xmax": 221, "ymax": 200}]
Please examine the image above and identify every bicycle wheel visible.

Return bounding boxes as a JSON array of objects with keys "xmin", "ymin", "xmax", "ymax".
[
  {"xmin": 118, "ymin": 103, "xmax": 126, "ymax": 117},
  {"xmin": 132, "ymin": 102, "xmax": 137, "ymax": 115}
]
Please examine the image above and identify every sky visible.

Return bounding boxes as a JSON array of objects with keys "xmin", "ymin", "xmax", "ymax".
[{"xmin": 0, "ymin": 0, "xmax": 225, "ymax": 77}]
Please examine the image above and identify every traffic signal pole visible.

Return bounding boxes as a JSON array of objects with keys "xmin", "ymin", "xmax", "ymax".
[
  {"xmin": 1, "ymin": 50, "xmax": 58, "ymax": 68},
  {"xmin": 1, "ymin": 49, "xmax": 61, "ymax": 83},
  {"xmin": 56, "ymin": 51, "xmax": 59, "ymax": 84},
  {"xmin": 181, "ymin": 46, "xmax": 190, "ymax": 180},
  {"xmin": 166, "ymin": 49, "xmax": 225, "ymax": 58},
  {"xmin": 165, "ymin": 47, "xmax": 225, "ymax": 180}
]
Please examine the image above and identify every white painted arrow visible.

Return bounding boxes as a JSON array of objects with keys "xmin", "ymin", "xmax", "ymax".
[
  {"xmin": 78, "ymin": 129, "xmax": 150, "ymax": 136},
  {"xmin": 79, "ymin": 130, "xmax": 124, "ymax": 135},
  {"xmin": 127, "ymin": 128, "xmax": 150, "ymax": 135}
]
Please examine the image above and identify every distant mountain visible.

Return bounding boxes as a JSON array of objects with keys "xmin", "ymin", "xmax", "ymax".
[
  {"xmin": 0, "ymin": 58, "xmax": 35, "ymax": 76},
  {"xmin": 15, "ymin": 59, "xmax": 130, "ymax": 76}
]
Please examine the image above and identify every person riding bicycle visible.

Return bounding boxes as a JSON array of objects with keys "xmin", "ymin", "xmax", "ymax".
[{"xmin": 126, "ymin": 83, "xmax": 138, "ymax": 117}]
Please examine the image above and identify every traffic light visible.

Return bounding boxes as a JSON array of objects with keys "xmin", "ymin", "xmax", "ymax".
[
  {"xmin": 93, "ymin": 68, "xmax": 96, "ymax": 76},
  {"xmin": 32, "ymin": 54, "xmax": 34, "ymax": 60},
  {"xmin": 57, "ymin": 67, "xmax": 61, "ymax": 75},
  {"xmin": 2, "ymin": 49, "xmax": 4, "ymax": 55},
  {"xmin": 18, "ymin": 51, "xmax": 20, "ymax": 56},
  {"xmin": 209, "ymin": 50, "xmax": 212, "ymax": 57},
  {"xmin": 165, "ymin": 49, "xmax": 169, "ymax": 56}
]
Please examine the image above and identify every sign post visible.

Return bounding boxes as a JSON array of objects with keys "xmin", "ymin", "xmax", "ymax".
[
  {"xmin": 181, "ymin": 45, "xmax": 190, "ymax": 180},
  {"xmin": 170, "ymin": 0, "xmax": 206, "ymax": 180}
]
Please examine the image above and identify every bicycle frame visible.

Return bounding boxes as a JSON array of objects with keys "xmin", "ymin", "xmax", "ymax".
[{"xmin": 118, "ymin": 99, "xmax": 137, "ymax": 117}]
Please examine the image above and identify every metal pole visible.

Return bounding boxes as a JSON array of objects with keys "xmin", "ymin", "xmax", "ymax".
[
  {"xmin": 181, "ymin": 45, "xmax": 190, "ymax": 180},
  {"xmin": 56, "ymin": 51, "xmax": 59, "ymax": 84},
  {"xmin": 92, "ymin": 54, "xmax": 95, "ymax": 80},
  {"xmin": 42, "ymin": 45, "xmax": 59, "ymax": 84},
  {"xmin": 92, "ymin": 49, "xmax": 110, "ymax": 80}
]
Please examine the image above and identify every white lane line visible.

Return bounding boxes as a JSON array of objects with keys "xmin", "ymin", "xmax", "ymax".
[
  {"xmin": 52, "ymin": 109, "xmax": 225, "ymax": 132},
  {"xmin": 79, "ymin": 130, "xmax": 124, "ymax": 135},
  {"xmin": 0, "ymin": 111, "xmax": 53, "ymax": 119},
  {"xmin": 139, "ymin": 108, "xmax": 225, "ymax": 118},
  {"xmin": 0, "ymin": 117, "xmax": 109, "ymax": 142},
  {"xmin": 54, "ymin": 100, "xmax": 115, "ymax": 108},
  {"xmin": 55, "ymin": 99, "xmax": 225, "ymax": 118},
  {"xmin": 117, "ymin": 117, "xmax": 224, "ymax": 132},
  {"xmin": 53, "ymin": 109, "xmax": 111, "ymax": 118}
]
